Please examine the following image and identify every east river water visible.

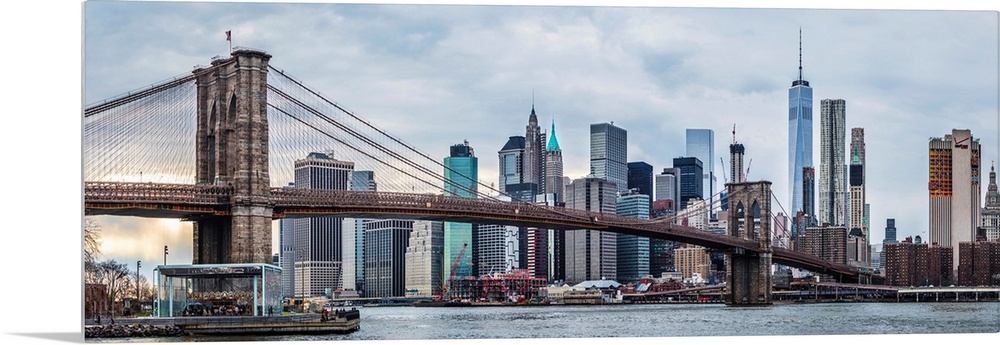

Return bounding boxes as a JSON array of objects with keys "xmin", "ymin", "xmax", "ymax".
[{"xmin": 87, "ymin": 302, "xmax": 1000, "ymax": 343}]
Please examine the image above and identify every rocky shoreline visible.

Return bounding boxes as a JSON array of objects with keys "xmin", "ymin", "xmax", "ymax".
[{"xmin": 85, "ymin": 324, "xmax": 189, "ymax": 338}]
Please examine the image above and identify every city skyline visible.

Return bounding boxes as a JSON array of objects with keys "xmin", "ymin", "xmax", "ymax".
[
  {"xmin": 77, "ymin": 2, "xmax": 998, "ymax": 284},
  {"xmin": 5, "ymin": 0, "xmax": 1000, "ymax": 344}
]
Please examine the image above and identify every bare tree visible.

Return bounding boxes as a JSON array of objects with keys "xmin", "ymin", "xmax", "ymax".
[
  {"xmin": 93, "ymin": 260, "xmax": 131, "ymax": 318},
  {"xmin": 84, "ymin": 218, "xmax": 102, "ymax": 278}
]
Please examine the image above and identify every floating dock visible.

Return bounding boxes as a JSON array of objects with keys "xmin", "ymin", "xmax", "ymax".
[{"xmin": 85, "ymin": 311, "xmax": 360, "ymax": 338}]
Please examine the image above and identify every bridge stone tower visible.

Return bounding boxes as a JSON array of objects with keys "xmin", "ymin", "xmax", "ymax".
[
  {"xmin": 192, "ymin": 48, "xmax": 273, "ymax": 264},
  {"xmin": 724, "ymin": 180, "xmax": 773, "ymax": 305}
]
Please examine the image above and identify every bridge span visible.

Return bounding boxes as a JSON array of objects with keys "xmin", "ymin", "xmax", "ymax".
[{"xmin": 84, "ymin": 181, "xmax": 864, "ymax": 281}]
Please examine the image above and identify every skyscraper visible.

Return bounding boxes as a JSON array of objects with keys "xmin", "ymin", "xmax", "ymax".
[
  {"xmin": 789, "ymin": 29, "xmax": 813, "ymax": 226},
  {"xmin": 342, "ymin": 170, "xmax": 376, "ymax": 296},
  {"xmin": 686, "ymin": 129, "xmax": 715, "ymax": 216},
  {"xmin": 564, "ymin": 177, "xmax": 617, "ymax": 284},
  {"xmin": 654, "ymin": 168, "xmax": 680, "ymax": 211},
  {"xmin": 498, "ymin": 136, "xmax": 525, "ymax": 193},
  {"xmin": 544, "ymin": 119, "xmax": 564, "ymax": 202},
  {"xmin": 819, "ymin": 99, "xmax": 847, "ymax": 226},
  {"xmin": 290, "ymin": 152, "xmax": 353, "ymax": 297},
  {"xmin": 627, "ymin": 161, "xmax": 654, "ymax": 216},
  {"xmin": 848, "ymin": 128, "xmax": 868, "ymax": 265},
  {"xmin": 885, "ymin": 219, "xmax": 897, "ymax": 244},
  {"xmin": 524, "ymin": 106, "xmax": 543, "ymax": 187},
  {"xmin": 929, "ymin": 129, "xmax": 981, "ymax": 276},
  {"xmin": 983, "ymin": 163, "xmax": 1000, "ymax": 241},
  {"xmin": 616, "ymin": 189, "xmax": 650, "ymax": 284},
  {"xmin": 363, "ymin": 219, "xmax": 412, "ymax": 298},
  {"xmin": 590, "ymin": 122, "xmax": 628, "ymax": 193},
  {"xmin": 405, "ymin": 220, "xmax": 444, "ymax": 298},
  {"xmin": 673, "ymin": 157, "xmax": 704, "ymax": 211},
  {"xmin": 730, "ymin": 140, "xmax": 745, "ymax": 184},
  {"xmin": 444, "ymin": 141, "xmax": 478, "ymax": 278}
]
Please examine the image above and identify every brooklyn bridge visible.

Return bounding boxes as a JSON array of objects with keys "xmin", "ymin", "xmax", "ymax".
[{"xmin": 83, "ymin": 48, "xmax": 869, "ymax": 306}]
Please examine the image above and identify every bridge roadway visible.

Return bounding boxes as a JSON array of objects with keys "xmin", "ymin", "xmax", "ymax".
[{"xmin": 84, "ymin": 182, "xmax": 862, "ymax": 279}]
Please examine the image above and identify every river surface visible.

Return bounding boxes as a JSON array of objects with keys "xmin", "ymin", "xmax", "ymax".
[{"xmin": 87, "ymin": 302, "xmax": 1000, "ymax": 343}]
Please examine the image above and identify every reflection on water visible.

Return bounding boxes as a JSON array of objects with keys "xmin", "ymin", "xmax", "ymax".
[{"xmin": 85, "ymin": 302, "xmax": 1000, "ymax": 343}]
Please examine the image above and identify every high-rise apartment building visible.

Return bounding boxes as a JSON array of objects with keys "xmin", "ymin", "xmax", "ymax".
[
  {"xmin": 673, "ymin": 157, "xmax": 704, "ymax": 211},
  {"xmin": 982, "ymin": 163, "xmax": 999, "ymax": 241},
  {"xmin": 819, "ymin": 99, "xmax": 847, "ymax": 227},
  {"xmin": 444, "ymin": 142, "xmax": 478, "ymax": 278},
  {"xmin": 929, "ymin": 129, "xmax": 982, "ymax": 276},
  {"xmin": 564, "ymin": 177, "xmax": 617, "ymax": 284},
  {"xmin": 476, "ymin": 221, "xmax": 520, "ymax": 275},
  {"xmin": 730, "ymin": 141, "xmax": 745, "ymax": 184},
  {"xmin": 848, "ymin": 128, "xmax": 868, "ymax": 266},
  {"xmin": 590, "ymin": 122, "xmax": 628, "ymax": 193},
  {"xmin": 405, "ymin": 220, "xmax": 443, "ymax": 298},
  {"xmin": 788, "ymin": 30, "xmax": 813, "ymax": 228},
  {"xmin": 885, "ymin": 238, "xmax": 953, "ymax": 287},
  {"xmin": 363, "ymin": 219, "xmax": 412, "ymax": 298},
  {"xmin": 674, "ymin": 246, "xmax": 711, "ymax": 281},
  {"xmin": 616, "ymin": 190, "xmax": 650, "ymax": 284},
  {"xmin": 288, "ymin": 152, "xmax": 353, "ymax": 297},
  {"xmin": 686, "ymin": 129, "xmax": 716, "ymax": 215}
]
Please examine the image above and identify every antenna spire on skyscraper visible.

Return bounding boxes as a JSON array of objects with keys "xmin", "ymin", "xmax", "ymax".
[{"xmin": 798, "ymin": 27, "xmax": 803, "ymax": 82}]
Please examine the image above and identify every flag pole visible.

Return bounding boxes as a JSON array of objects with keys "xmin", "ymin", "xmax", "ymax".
[{"xmin": 226, "ymin": 30, "xmax": 232, "ymax": 54}]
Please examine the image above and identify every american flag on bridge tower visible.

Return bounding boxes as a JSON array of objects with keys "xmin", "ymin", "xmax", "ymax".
[{"xmin": 225, "ymin": 30, "xmax": 231, "ymax": 42}]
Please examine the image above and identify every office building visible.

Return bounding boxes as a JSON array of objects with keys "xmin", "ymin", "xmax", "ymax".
[
  {"xmin": 929, "ymin": 129, "xmax": 982, "ymax": 276},
  {"xmin": 788, "ymin": 30, "xmax": 813, "ymax": 230},
  {"xmin": 590, "ymin": 122, "xmax": 628, "ymax": 193},
  {"xmin": 444, "ymin": 141, "xmax": 478, "ymax": 278},
  {"xmin": 654, "ymin": 168, "xmax": 679, "ymax": 212},
  {"xmin": 673, "ymin": 157, "xmax": 704, "ymax": 210},
  {"xmin": 405, "ymin": 220, "xmax": 443, "ymax": 298},
  {"xmin": 544, "ymin": 119, "xmax": 564, "ymax": 202},
  {"xmin": 686, "ymin": 129, "xmax": 716, "ymax": 215},
  {"xmin": 616, "ymin": 190, "xmax": 650, "ymax": 284},
  {"xmin": 803, "ymin": 225, "xmax": 847, "ymax": 265},
  {"xmin": 627, "ymin": 161, "xmax": 654, "ymax": 213},
  {"xmin": 819, "ymin": 99, "xmax": 847, "ymax": 227},
  {"xmin": 278, "ymin": 207, "xmax": 295, "ymax": 298},
  {"xmin": 564, "ymin": 177, "xmax": 617, "ymax": 284},
  {"xmin": 982, "ymin": 163, "xmax": 1000, "ymax": 241},
  {"xmin": 524, "ymin": 106, "xmax": 544, "ymax": 188},
  {"xmin": 476, "ymin": 222, "xmax": 520, "ymax": 275},
  {"xmin": 498, "ymin": 136, "xmax": 525, "ymax": 193},
  {"xmin": 288, "ymin": 152, "xmax": 353, "ymax": 297},
  {"xmin": 674, "ymin": 246, "xmax": 711, "ymax": 281},
  {"xmin": 342, "ymin": 170, "xmax": 376, "ymax": 295},
  {"xmin": 363, "ymin": 219, "xmax": 412, "ymax": 298}
]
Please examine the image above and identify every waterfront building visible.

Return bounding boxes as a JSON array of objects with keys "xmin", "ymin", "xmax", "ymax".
[
  {"xmin": 819, "ymin": 99, "xmax": 847, "ymax": 227},
  {"xmin": 788, "ymin": 29, "xmax": 813, "ymax": 232},
  {"xmin": 958, "ymin": 241, "xmax": 1000, "ymax": 286},
  {"xmin": 803, "ymin": 224, "xmax": 847, "ymax": 268},
  {"xmin": 405, "ymin": 220, "xmax": 443, "ymax": 298},
  {"xmin": 982, "ymin": 163, "xmax": 1000, "ymax": 241},
  {"xmin": 590, "ymin": 122, "xmax": 628, "ymax": 193},
  {"xmin": 674, "ymin": 157, "xmax": 704, "ymax": 211},
  {"xmin": 498, "ymin": 135, "xmax": 525, "ymax": 194},
  {"xmin": 674, "ymin": 246, "xmax": 711, "ymax": 281},
  {"xmin": 929, "ymin": 129, "xmax": 982, "ymax": 276},
  {"xmin": 564, "ymin": 177, "xmax": 617, "ymax": 285},
  {"xmin": 289, "ymin": 152, "xmax": 353, "ymax": 297},
  {"xmin": 342, "ymin": 170, "xmax": 376, "ymax": 296},
  {"xmin": 616, "ymin": 190, "xmax": 650, "ymax": 284},
  {"xmin": 444, "ymin": 141, "xmax": 477, "ymax": 278},
  {"xmin": 686, "ymin": 129, "xmax": 716, "ymax": 217},
  {"xmin": 884, "ymin": 237, "xmax": 953, "ymax": 287},
  {"xmin": 363, "ymin": 219, "xmax": 412, "ymax": 298}
]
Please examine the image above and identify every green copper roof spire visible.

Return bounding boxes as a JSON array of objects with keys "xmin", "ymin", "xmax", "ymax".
[{"xmin": 546, "ymin": 118, "xmax": 561, "ymax": 152}]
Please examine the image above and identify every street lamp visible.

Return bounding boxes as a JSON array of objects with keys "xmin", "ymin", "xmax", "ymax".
[
  {"xmin": 164, "ymin": 245, "xmax": 169, "ymax": 265},
  {"xmin": 136, "ymin": 260, "xmax": 141, "ymax": 313}
]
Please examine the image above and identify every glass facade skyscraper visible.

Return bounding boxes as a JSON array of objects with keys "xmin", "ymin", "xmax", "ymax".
[
  {"xmin": 590, "ymin": 122, "xmax": 628, "ymax": 193},
  {"xmin": 444, "ymin": 142, "xmax": 477, "ymax": 278},
  {"xmin": 616, "ymin": 191, "xmax": 650, "ymax": 284},
  {"xmin": 789, "ymin": 31, "xmax": 813, "ymax": 236},
  {"xmin": 673, "ymin": 157, "xmax": 704, "ymax": 211},
  {"xmin": 686, "ymin": 129, "xmax": 715, "ymax": 215}
]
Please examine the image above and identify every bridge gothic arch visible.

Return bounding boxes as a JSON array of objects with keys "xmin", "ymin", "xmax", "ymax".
[{"xmin": 724, "ymin": 181, "xmax": 773, "ymax": 305}]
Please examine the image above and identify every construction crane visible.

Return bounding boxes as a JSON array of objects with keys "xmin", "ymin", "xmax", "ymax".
[
  {"xmin": 438, "ymin": 243, "xmax": 468, "ymax": 301},
  {"xmin": 745, "ymin": 158, "xmax": 753, "ymax": 180},
  {"xmin": 720, "ymin": 157, "xmax": 728, "ymax": 184}
]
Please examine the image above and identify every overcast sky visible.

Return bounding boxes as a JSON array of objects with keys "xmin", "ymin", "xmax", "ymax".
[{"xmin": 4, "ymin": 1, "xmax": 1000, "ymax": 342}]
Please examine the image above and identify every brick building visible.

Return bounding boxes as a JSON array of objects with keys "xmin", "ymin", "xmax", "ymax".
[
  {"xmin": 958, "ymin": 241, "xmax": 1000, "ymax": 286},
  {"xmin": 884, "ymin": 237, "xmax": 953, "ymax": 287}
]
